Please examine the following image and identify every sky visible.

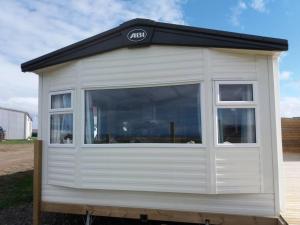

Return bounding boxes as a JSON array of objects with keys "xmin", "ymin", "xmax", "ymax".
[{"xmin": 0, "ymin": 0, "xmax": 299, "ymax": 128}]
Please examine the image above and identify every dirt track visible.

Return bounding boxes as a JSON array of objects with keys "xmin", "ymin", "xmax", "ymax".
[{"xmin": 0, "ymin": 144, "xmax": 33, "ymax": 176}]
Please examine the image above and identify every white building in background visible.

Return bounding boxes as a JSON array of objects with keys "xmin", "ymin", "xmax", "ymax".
[{"xmin": 0, "ymin": 107, "xmax": 32, "ymax": 139}]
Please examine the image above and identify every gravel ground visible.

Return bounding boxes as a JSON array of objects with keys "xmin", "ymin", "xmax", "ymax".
[
  {"xmin": 0, "ymin": 203, "xmax": 191, "ymax": 225},
  {"xmin": 0, "ymin": 203, "xmax": 85, "ymax": 225}
]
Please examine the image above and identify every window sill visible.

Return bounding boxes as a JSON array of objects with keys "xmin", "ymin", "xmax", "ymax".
[
  {"xmin": 215, "ymin": 143, "xmax": 259, "ymax": 148},
  {"xmin": 81, "ymin": 143, "xmax": 207, "ymax": 148},
  {"xmin": 48, "ymin": 144, "xmax": 75, "ymax": 148}
]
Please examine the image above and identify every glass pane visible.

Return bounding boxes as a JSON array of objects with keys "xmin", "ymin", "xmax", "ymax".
[
  {"xmin": 51, "ymin": 93, "xmax": 71, "ymax": 109},
  {"xmin": 84, "ymin": 84, "xmax": 202, "ymax": 144},
  {"xmin": 219, "ymin": 84, "xmax": 253, "ymax": 101},
  {"xmin": 218, "ymin": 108, "xmax": 256, "ymax": 144},
  {"xmin": 50, "ymin": 113, "xmax": 73, "ymax": 144}
]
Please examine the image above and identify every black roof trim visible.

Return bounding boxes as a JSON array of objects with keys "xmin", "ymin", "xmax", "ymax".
[{"xmin": 21, "ymin": 18, "xmax": 288, "ymax": 72}]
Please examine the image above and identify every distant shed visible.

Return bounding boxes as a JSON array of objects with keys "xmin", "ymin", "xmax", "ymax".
[{"xmin": 0, "ymin": 107, "xmax": 32, "ymax": 139}]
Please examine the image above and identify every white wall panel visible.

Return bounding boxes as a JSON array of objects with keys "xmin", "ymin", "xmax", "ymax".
[
  {"xmin": 47, "ymin": 148, "xmax": 76, "ymax": 187},
  {"xmin": 42, "ymin": 185, "xmax": 275, "ymax": 217},
  {"xmin": 40, "ymin": 46, "xmax": 277, "ymax": 217},
  {"xmin": 79, "ymin": 47, "xmax": 204, "ymax": 87},
  {"xmin": 216, "ymin": 150, "xmax": 261, "ymax": 193},
  {"xmin": 78, "ymin": 148, "xmax": 208, "ymax": 193},
  {"xmin": 210, "ymin": 50, "xmax": 257, "ymax": 78}
]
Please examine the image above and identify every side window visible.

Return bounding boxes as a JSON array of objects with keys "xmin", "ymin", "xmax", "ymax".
[
  {"xmin": 49, "ymin": 91, "xmax": 74, "ymax": 145},
  {"xmin": 215, "ymin": 82, "xmax": 257, "ymax": 145}
]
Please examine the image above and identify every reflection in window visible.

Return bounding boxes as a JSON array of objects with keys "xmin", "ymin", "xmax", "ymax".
[
  {"xmin": 218, "ymin": 108, "xmax": 256, "ymax": 144},
  {"xmin": 51, "ymin": 93, "xmax": 71, "ymax": 109},
  {"xmin": 84, "ymin": 84, "xmax": 202, "ymax": 144},
  {"xmin": 219, "ymin": 84, "xmax": 253, "ymax": 101},
  {"xmin": 50, "ymin": 114, "xmax": 73, "ymax": 144}
]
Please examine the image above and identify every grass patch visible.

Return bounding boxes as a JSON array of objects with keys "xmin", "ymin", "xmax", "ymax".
[
  {"xmin": 0, "ymin": 138, "xmax": 36, "ymax": 145},
  {"xmin": 0, "ymin": 170, "xmax": 33, "ymax": 209}
]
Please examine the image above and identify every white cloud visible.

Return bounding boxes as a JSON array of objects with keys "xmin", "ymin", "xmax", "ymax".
[
  {"xmin": 0, "ymin": 0, "xmax": 185, "ymax": 128},
  {"xmin": 0, "ymin": 0, "xmax": 185, "ymax": 60},
  {"xmin": 230, "ymin": 1, "xmax": 247, "ymax": 26},
  {"xmin": 250, "ymin": 0, "xmax": 267, "ymax": 12},
  {"xmin": 0, "ymin": 97, "xmax": 38, "ymax": 117},
  {"xmin": 280, "ymin": 71, "xmax": 292, "ymax": 80},
  {"xmin": 281, "ymin": 97, "xmax": 300, "ymax": 118},
  {"xmin": 229, "ymin": 0, "xmax": 268, "ymax": 26}
]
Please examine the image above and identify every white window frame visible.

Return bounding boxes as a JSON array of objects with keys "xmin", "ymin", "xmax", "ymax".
[
  {"xmin": 48, "ymin": 90, "xmax": 75, "ymax": 147},
  {"xmin": 81, "ymin": 82, "xmax": 206, "ymax": 148},
  {"xmin": 214, "ymin": 81, "xmax": 259, "ymax": 148}
]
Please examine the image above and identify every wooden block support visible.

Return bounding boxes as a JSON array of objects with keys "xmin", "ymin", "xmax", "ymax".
[
  {"xmin": 33, "ymin": 140, "xmax": 42, "ymax": 225},
  {"xmin": 42, "ymin": 202, "xmax": 280, "ymax": 225}
]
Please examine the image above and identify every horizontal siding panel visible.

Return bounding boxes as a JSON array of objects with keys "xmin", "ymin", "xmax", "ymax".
[
  {"xmin": 210, "ymin": 51, "xmax": 256, "ymax": 75},
  {"xmin": 42, "ymin": 185, "xmax": 275, "ymax": 216},
  {"xmin": 80, "ymin": 156, "xmax": 206, "ymax": 163},
  {"xmin": 80, "ymin": 169, "xmax": 206, "ymax": 176},
  {"xmin": 46, "ymin": 64, "xmax": 77, "ymax": 88},
  {"xmin": 48, "ymin": 162, "xmax": 76, "ymax": 168},
  {"xmin": 48, "ymin": 168, "xmax": 74, "ymax": 175},
  {"xmin": 82, "ymin": 63, "xmax": 203, "ymax": 76},
  {"xmin": 80, "ymin": 163, "xmax": 206, "ymax": 172},
  {"xmin": 80, "ymin": 46, "xmax": 204, "ymax": 86},
  {"xmin": 216, "ymin": 150, "xmax": 261, "ymax": 193},
  {"xmin": 82, "ymin": 55, "xmax": 203, "ymax": 70},
  {"xmin": 47, "ymin": 148, "xmax": 76, "ymax": 187},
  {"xmin": 77, "ymin": 148, "xmax": 208, "ymax": 194},
  {"xmin": 81, "ymin": 69, "xmax": 203, "ymax": 86},
  {"xmin": 79, "ymin": 184, "xmax": 207, "ymax": 194},
  {"xmin": 83, "ymin": 47, "xmax": 203, "ymax": 64}
]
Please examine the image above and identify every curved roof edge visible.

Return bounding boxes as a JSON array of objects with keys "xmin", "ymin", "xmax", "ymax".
[{"xmin": 21, "ymin": 18, "xmax": 288, "ymax": 72}]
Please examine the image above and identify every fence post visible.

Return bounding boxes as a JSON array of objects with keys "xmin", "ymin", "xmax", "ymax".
[{"xmin": 33, "ymin": 140, "xmax": 42, "ymax": 225}]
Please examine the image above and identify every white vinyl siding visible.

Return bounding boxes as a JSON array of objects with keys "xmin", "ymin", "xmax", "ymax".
[{"xmin": 39, "ymin": 46, "xmax": 277, "ymax": 217}]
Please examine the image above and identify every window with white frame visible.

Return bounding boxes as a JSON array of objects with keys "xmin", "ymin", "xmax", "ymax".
[
  {"xmin": 215, "ymin": 81, "xmax": 257, "ymax": 144},
  {"xmin": 84, "ymin": 84, "xmax": 202, "ymax": 144},
  {"xmin": 49, "ymin": 91, "xmax": 73, "ymax": 145}
]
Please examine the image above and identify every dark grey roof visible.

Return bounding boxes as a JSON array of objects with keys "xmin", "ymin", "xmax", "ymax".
[
  {"xmin": 21, "ymin": 18, "xmax": 288, "ymax": 72},
  {"xmin": 0, "ymin": 107, "xmax": 32, "ymax": 121}
]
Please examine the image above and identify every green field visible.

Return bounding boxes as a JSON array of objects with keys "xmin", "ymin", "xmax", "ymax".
[
  {"xmin": 0, "ymin": 138, "xmax": 36, "ymax": 145},
  {"xmin": 0, "ymin": 171, "xmax": 33, "ymax": 209}
]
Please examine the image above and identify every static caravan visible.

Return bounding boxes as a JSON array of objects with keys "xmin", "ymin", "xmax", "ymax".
[
  {"xmin": 21, "ymin": 19, "xmax": 288, "ymax": 225},
  {"xmin": 0, "ymin": 107, "xmax": 32, "ymax": 139}
]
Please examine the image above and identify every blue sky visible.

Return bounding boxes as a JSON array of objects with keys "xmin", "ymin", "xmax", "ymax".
[{"xmin": 0, "ymin": 0, "xmax": 299, "ymax": 128}]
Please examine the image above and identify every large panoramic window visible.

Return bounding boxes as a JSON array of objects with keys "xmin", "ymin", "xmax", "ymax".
[
  {"xmin": 84, "ymin": 84, "xmax": 202, "ymax": 144},
  {"xmin": 215, "ymin": 82, "xmax": 257, "ymax": 144},
  {"xmin": 49, "ymin": 91, "xmax": 73, "ymax": 145}
]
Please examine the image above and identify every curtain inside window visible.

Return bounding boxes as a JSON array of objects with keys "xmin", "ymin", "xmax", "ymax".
[
  {"xmin": 51, "ymin": 93, "xmax": 71, "ymax": 109},
  {"xmin": 50, "ymin": 114, "xmax": 73, "ymax": 144},
  {"xmin": 85, "ymin": 91, "xmax": 94, "ymax": 144},
  {"xmin": 241, "ymin": 108, "xmax": 256, "ymax": 143},
  {"xmin": 218, "ymin": 108, "xmax": 256, "ymax": 143}
]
